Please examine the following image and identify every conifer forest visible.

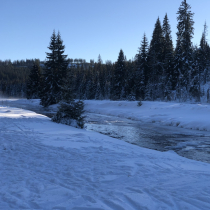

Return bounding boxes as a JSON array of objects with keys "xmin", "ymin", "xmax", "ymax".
[{"xmin": 1, "ymin": 0, "xmax": 210, "ymax": 104}]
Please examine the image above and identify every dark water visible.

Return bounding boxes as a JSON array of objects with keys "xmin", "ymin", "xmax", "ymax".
[
  {"xmin": 85, "ymin": 113, "xmax": 210, "ymax": 163},
  {"xmin": 2, "ymin": 100, "xmax": 210, "ymax": 163}
]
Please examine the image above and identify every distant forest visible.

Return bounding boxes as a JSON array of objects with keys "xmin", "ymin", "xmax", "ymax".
[{"xmin": 1, "ymin": 0, "xmax": 210, "ymax": 103}]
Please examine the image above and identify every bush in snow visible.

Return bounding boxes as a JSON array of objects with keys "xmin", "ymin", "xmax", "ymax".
[
  {"xmin": 137, "ymin": 98, "xmax": 142, "ymax": 106},
  {"xmin": 52, "ymin": 100, "xmax": 85, "ymax": 128}
]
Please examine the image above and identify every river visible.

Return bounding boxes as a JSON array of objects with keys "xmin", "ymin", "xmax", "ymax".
[
  {"xmin": 2, "ymin": 100, "xmax": 210, "ymax": 163},
  {"xmin": 85, "ymin": 113, "xmax": 210, "ymax": 163}
]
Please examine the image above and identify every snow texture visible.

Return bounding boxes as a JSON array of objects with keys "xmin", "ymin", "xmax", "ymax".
[{"xmin": 0, "ymin": 99, "xmax": 210, "ymax": 209}]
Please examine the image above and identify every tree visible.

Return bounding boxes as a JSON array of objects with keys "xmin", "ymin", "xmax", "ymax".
[
  {"xmin": 40, "ymin": 31, "xmax": 68, "ymax": 107},
  {"xmin": 175, "ymin": 0, "xmax": 194, "ymax": 100},
  {"xmin": 162, "ymin": 14, "xmax": 174, "ymax": 100},
  {"xmin": 198, "ymin": 22, "xmax": 210, "ymax": 84},
  {"xmin": 97, "ymin": 54, "xmax": 103, "ymax": 64},
  {"xmin": 190, "ymin": 46, "xmax": 200, "ymax": 101},
  {"xmin": 26, "ymin": 60, "xmax": 42, "ymax": 99},
  {"xmin": 52, "ymin": 66, "xmax": 85, "ymax": 128},
  {"xmin": 135, "ymin": 33, "xmax": 148, "ymax": 100},
  {"xmin": 146, "ymin": 17, "xmax": 164, "ymax": 100},
  {"xmin": 52, "ymin": 100, "xmax": 85, "ymax": 128},
  {"xmin": 112, "ymin": 49, "xmax": 126, "ymax": 100}
]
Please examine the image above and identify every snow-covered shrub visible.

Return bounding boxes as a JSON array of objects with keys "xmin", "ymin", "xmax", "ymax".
[
  {"xmin": 52, "ymin": 100, "xmax": 85, "ymax": 128},
  {"xmin": 137, "ymin": 98, "xmax": 142, "ymax": 106}
]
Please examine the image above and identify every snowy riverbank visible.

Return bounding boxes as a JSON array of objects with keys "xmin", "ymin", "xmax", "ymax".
[
  {"xmin": 2, "ymin": 99, "xmax": 210, "ymax": 132},
  {"xmin": 0, "ymin": 99, "xmax": 210, "ymax": 209},
  {"xmin": 85, "ymin": 100, "xmax": 210, "ymax": 132}
]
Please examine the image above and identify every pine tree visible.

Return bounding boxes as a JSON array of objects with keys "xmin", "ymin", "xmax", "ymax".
[
  {"xmin": 146, "ymin": 17, "xmax": 164, "ymax": 100},
  {"xmin": 52, "ymin": 66, "xmax": 85, "ymax": 128},
  {"xmin": 52, "ymin": 99, "xmax": 85, "ymax": 128},
  {"xmin": 135, "ymin": 33, "xmax": 148, "ymax": 100},
  {"xmin": 162, "ymin": 14, "xmax": 174, "ymax": 100},
  {"xmin": 26, "ymin": 59, "xmax": 42, "ymax": 99},
  {"xmin": 190, "ymin": 46, "xmax": 200, "ymax": 101},
  {"xmin": 40, "ymin": 31, "xmax": 68, "ymax": 107},
  {"xmin": 97, "ymin": 54, "xmax": 103, "ymax": 64},
  {"xmin": 112, "ymin": 49, "xmax": 126, "ymax": 100},
  {"xmin": 198, "ymin": 22, "xmax": 210, "ymax": 84},
  {"xmin": 175, "ymin": 0, "xmax": 194, "ymax": 101}
]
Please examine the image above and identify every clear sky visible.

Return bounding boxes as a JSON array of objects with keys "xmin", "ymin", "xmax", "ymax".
[{"xmin": 0, "ymin": 0, "xmax": 210, "ymax": 63}]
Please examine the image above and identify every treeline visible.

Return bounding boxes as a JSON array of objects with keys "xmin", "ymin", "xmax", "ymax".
[
  {"xmin": 0, "ymin": 60, "xmax": 34, "ymax": 97},
  {"xmin": 2, "ymin": 0, "xmax": 210, "ymax": 103},
  {"xmin": 69, "ymin": 0, "xmax": 210, "ymax": 102}
]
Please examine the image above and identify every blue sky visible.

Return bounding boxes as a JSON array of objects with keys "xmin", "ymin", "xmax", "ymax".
[{"xmin": 0, "ymin": 0, "xmax": 209, "ymax": 63}]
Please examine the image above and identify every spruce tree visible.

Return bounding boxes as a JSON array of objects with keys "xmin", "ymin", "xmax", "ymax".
[
  {"xmin": 146, "ymin": 17, "xmax": 164, "ymax": 100},
  {"xmin": 190, "ymin": 46, "xmax": 200, "ymax": 101},
  {"xmin": 198, "ymin": 22, "xmax": 210, "ymax": 84},
  {"xmin": 175, "ymin": 0, "xmax": 194, "ymax": 101},
  {"xmin": 52, "ymin": 68, "xmax": 85, "ymax": 128},
  {"xmin": 135, "ymin": 33, "xmax": 148, "ymax": 100},
  {"xmin": 112, "ymin": 49, "xmax": 126, "ymax": 100},
  {"xmin": 26, "ymin": 59, "xmax": 42, "ymax": 99},
  {"xmin": 162, "ymin": 14, "xmax": 174, "ymax": 100},
  {"xmin": 40, "ymin": 31, "xmax": 68, "ymax": 107}
]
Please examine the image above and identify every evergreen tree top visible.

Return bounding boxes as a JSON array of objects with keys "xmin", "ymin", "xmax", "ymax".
[
  {"xmin": 149, "ymin": 17, "xmax": 164, "ymax": 55},
  {"xmin": 45, "ymin": 31, "xmax": 68, "ymax": 68},
  {"xmin": 140, "ymin": 33, "xmax": 148, "ymax": 53},
  {"xmin": 137, "ymin": 33, "xmax": 148, "ymax": 61},
  {"xmin": 97, "ymin": 54, "xmax": 103, "ymax": 64},
  {"xmin": 200, "ymin": 22, "xmax": 208, "ymax": 49},
  {"xmin": 163, "ymin": 14, "xmax": 172, "ymax": 38},
  {"xmin": 47, "ymin": 30, "xmax": 57, "ymax": 54},
  {"xmin": 176, "ymin": 0, "xmax": 194, "ymax": 40},
  {"xmin": 117, "ymin": 49, "xmax": 125, "ymax": 63}
]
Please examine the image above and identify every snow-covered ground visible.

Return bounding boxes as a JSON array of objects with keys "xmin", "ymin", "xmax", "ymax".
[
  {"xmin": 0, "ymin": 99, "xmax": 210, "ymax": 209},
  {"xmin": 85, "ymin": 100, "xmax": 210, "ymax": 132}
]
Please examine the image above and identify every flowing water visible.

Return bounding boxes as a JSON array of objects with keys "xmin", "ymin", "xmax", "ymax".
[{"xmin": 85, "ymin": 113, "xmax": 210, "ymax": 163}]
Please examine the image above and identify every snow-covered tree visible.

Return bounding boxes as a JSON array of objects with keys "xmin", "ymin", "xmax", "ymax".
[
  {"xmin": 162, "ymin": 14, "xmax": 174, "ymax": 100},
  {"xmin": 175, "ymin": 0, "xmax": 194, "ymax": 100},
  {"xmin": 52, "ymin": 70, "xmax": 85, "ymax": 129},
  {"xmin": 146, "ymin": 17, "xmax": 164, "ymax": 100},
  {"xmin": 52, "ymin": 100, "xmax": 85, "ymax": 128},
  {"xmin": 40, "ymin": 31, "xmax": 68, "ymax": 107}
]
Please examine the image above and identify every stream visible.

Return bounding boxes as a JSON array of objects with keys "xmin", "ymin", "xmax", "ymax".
[{"xmin": 85, "ymin": 113, "xmax": 210, "ymax": 163}]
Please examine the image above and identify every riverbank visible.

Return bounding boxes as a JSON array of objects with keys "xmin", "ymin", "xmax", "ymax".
[
  {"xmin": 3, "ymin": 99, "xmax": 210, "ymax": 132},
  {"xmin": 85, "ymin": 100, "xmax": 210, "ymax": 132},
  {"xmin": 0, "ymin": 101, "xmax": 210, "ymax": 209}
]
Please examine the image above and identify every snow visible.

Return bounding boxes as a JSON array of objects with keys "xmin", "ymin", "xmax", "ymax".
[
  {"xmin": 4, "ymin": 99, "xmax": 210, "ymax": 133},
  {"xmin": 0, "ymin": 99, "xmax": 210, "ymax": 209},
  {"xmin": 84, "ymin": 100, "xmax": 210, "ymax": 132}
]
